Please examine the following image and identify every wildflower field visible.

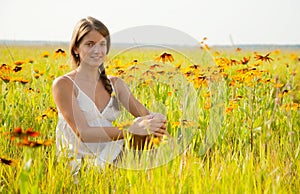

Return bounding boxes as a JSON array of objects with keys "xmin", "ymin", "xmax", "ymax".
[{"xmin": 0, "ymin": 42, "xmax": 299, "ymax": 193}]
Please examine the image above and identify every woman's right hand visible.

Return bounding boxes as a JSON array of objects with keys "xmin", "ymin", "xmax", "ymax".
[{"xmin": 128, "ymin": 114, "xmax": 168, "ymax": 137}]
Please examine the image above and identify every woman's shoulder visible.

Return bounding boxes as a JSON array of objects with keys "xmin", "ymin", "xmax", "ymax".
[
  {"xmin": 52, "ymin": 72, "xmax": 76, "ymax": 89},
  {"xmin": 107, "ymin": 75, "xmax": 126, "ymax": 87}
]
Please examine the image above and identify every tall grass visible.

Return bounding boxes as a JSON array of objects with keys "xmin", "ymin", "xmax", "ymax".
[{"xmin": 0, "ymin": 44, "xmax": 299, "ymax": 193}]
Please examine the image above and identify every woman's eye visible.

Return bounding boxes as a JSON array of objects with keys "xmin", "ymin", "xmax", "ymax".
[{"xmin": 87, "ymin": 42, "xmax": 94, "ymax": 47}]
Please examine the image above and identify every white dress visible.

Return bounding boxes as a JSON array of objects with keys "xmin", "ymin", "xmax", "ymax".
[{"xmin": 55, "ymin": 75, "xmax": 124, "ymax": 171}]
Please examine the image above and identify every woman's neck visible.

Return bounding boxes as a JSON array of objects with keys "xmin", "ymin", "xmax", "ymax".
[{"xmin": 75, "ymin": 65, "xmax": 100, "ymax": 82}]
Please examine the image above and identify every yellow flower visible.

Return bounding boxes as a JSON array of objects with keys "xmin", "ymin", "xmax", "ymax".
[
  {"xmin": 36, "ymin": 107, "xmax": 58, "ymax": 121},
  {"xmin": 13, "ymin": 77, "xmax": 29, "ymax": 84},
  {"xmin": 111, "ymin": 91, "xmax": 115, "ymax": 97},
  {"xmin": 115, "ymin": 120, "xmax": 132, "ymax": 130},
  {"xmin": 152, "ymin": 137, "xmax": 160, "ymax": 145},
  {"xmin": 54, "ymin": 48, "xmax": 66, "ymax": 58},
  {"xmin": 172, "ymin": 121, "xmax": 181, "ymax": 128},
  {"xmin": 26, "ymin": 58, "xmax": 34, "ymax": 63},
  {"xmin": 281, "ymin": 103, "xmax": 299, "ymax": 111},
  {"xmin": 155, "ymin": 52, "xmax": 174, "ymax": 63},
  {"xmin": 41, "ymin": 51, "xmax": 50, "ymax": 58},
  {"xmin": 274, "ymin": 83, "xmax": 284, "ymax": 88},
  {"xmin": 204, "ymin": 99, "xmax": 211, "ymax": 110}
]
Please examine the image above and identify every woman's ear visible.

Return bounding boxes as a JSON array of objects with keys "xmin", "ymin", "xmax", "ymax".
[{"xmin": 73, "ymin": 48, "xmax": 79, "ymax": 55}]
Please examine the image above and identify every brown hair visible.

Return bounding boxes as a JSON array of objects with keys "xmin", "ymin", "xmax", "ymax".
[{"xmin": 69, "ymin": 16, "xmax": 112, "ymax": 94}]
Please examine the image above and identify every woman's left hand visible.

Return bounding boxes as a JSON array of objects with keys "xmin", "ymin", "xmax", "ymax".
[{"xmin": 150, "ymin": 112, "xmax": 169, "ymax": 137}]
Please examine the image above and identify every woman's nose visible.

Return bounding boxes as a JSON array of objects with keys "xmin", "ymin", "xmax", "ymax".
[{"xmin": 92, "ymin": 44, "xmax": 102, "ymax": 53}]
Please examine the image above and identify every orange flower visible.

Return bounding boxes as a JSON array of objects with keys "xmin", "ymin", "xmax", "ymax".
[
  {"xmin": 155, "ymin": 52, "xmax": 174, "ymax": 63},
  {"xmin": 128, "ymin": 66, "xmax": 140, "ymax": 71},
  {"xmin": 156, "ymin": 70, "xmax": 166, "ymax": 75},
  {"xmin": 1, "ymin": 76, "xmax": 11, "ymax": 83},
  {"xmin": 254, "ymin": 52, "xmax": 273, "ymax": 62},
  {"xmin": 13, "ymin": 77, "xmax": 29, "ymax": 84},
  {"xmin": 13, "ymin": 66, "xmax": 22, "ymax": 72},
  {"xmin": 150, "ymin": 63, "xmax": 161, "ymax": 70},
  {"xmin": 0, "ymin": 64, "xmax": 12, "ymax": 74},
  {"xmin": 5, "ymin": 127, "xmax": 40, "ymax": 141},
  {"xmin": 229, "ymin": 59, "xmax": 239, "ymax": 66},
  {"xmin": 14, "ymin": 61, "xmax": 25, "ymax": 65},
  {"xmin": 226, "ymin": 107, "xmax": 234, "ymax": 113},
  {"xmin": 0, "ymin": 157, "xmax": 17, "ymax": 166},
  {"xmin": 17, "ymin": 139, "xmax": 52, "ymax": 147},
  {"xmin": 240, "ymin": 56, "xmax": 250, "ymax": 65},
  {"xmin": 142, "ymin": 70, "xmax": 154, "ymax": 76}
]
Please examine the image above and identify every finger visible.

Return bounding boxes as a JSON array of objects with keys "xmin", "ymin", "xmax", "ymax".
[
  {"xmin": 148, "ymin": 122, "xmax": 165, "ymax": 130},
  {"xmin": 137, "ymin": 115, "xmax": 153, "ymax": 122},
  {"xmin": 160, "ymin": 129, "xmax": 170, "ymax": 136},
  {"xmin": 160, "ymin": 123, "xmax": 167, "ymax": 129},
  {"xmin": 152, "ymin": 132, "xmax": 164, "ymax": 137},
  {"xmin": 133, "ymin": 116, "xmax": 142, "ymax": 122},
  {"xmin": 151, "ymin": 128, "xmax": 169, "ymax": 136},
  {"xmin": 163, "ymin": 130, "xmax": 170, "ymax": 137},
  {"xmin": 150, "ymin": 118, "xmax": 167, "ymax": 124},
  {"xmin": 151, "ymin": 113, "xmax": 166, "ymax": 120},
  {"xmin": 152, "ymin": 122, "xmax": 167, "ymax": 131}
]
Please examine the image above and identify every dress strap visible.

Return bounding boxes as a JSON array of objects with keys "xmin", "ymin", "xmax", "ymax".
[
  {"xmin": 108, "ymin": 77, "xmax": 116, "ymax": 93},
  {"xmin": 64, "ymin": 75, "xmax": 80, "ymax": 90}
]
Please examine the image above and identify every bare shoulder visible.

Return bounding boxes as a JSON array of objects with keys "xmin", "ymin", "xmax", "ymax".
[
  {"xmin": 108, "ymin": 75, "xmax": 126, "ymax": 87},
  {"xmin": 52, "ymin": 71, "xmax": 76, "ymax": 89},
  {"xmin": 108, "ymin": 75, "xmax": 130, "ymax": 96},
  {"xmin": 52, "ymin": 73, "xmax": 76, "ymax": 95},
  {"xmin": 52, "ymin": 76, "xmax": 70, "ymax": 89}
]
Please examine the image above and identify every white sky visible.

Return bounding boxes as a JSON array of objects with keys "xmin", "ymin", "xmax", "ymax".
[{"xmin": 0, "ymin": 0, "xmax": 299, "ymax": 45}]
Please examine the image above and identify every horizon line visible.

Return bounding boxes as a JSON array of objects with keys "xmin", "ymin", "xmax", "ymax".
[{"xmin": 1, "ymin": 39, "xmax": 300, "ymax": 48}]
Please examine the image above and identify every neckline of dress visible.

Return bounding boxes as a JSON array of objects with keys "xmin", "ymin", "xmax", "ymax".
[
  {"xmin": 64, "ymin": 75, "xmax": 113, "ymax": 115},
  {"xmin": 77, "ymin": 88, "xmax": 113, "ymax": 115}
]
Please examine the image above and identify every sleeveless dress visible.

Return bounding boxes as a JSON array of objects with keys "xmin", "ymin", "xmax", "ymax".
[{"xmin": 55, "ymin": 75, "xmax": 124, "ymax": 171}]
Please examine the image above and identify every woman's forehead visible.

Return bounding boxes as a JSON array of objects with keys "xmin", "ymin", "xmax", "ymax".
[{"xmin": 82, "ymin": 30, "xmax": 106, "ymax": 42}]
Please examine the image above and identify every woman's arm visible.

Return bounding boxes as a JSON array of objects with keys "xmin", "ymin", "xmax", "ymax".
[
  {"xmin": 110, "ymin": 76, "xmax": 150, "ymax": 117},
  {"xmin": 110, "ymin": 76, "xmax": 169, "ymax": 150},
  {"xmin": 52, "ymin": 76, "xmax": 124, "ymax": 142},
  {"xmin": 52, "ymin": 76, "xmax": 166, "ymax": 143}
]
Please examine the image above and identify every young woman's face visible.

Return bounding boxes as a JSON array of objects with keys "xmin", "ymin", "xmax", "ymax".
[{"xmin": 76, "ymin": 30, "xmax": 107, "ymax": 67}]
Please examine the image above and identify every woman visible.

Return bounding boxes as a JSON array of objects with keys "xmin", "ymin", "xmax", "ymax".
[{"xmin": 52, "ymin": 16, "xmax": 169, "ymax": 170}]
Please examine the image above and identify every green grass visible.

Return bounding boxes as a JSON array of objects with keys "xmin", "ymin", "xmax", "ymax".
[{"xmin": 0, "ymin": 44, "xmax": 299, "ymax": 193}]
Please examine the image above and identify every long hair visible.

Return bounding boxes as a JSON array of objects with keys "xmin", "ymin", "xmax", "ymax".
[{"xmin": 69, "ymin": 16, "xmax": 112, "ymax": 94}]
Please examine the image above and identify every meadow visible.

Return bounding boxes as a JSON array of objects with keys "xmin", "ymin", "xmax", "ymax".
[{"xmin": 0, "ymin": 42, "xmax": 299, "ymax": 193}]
